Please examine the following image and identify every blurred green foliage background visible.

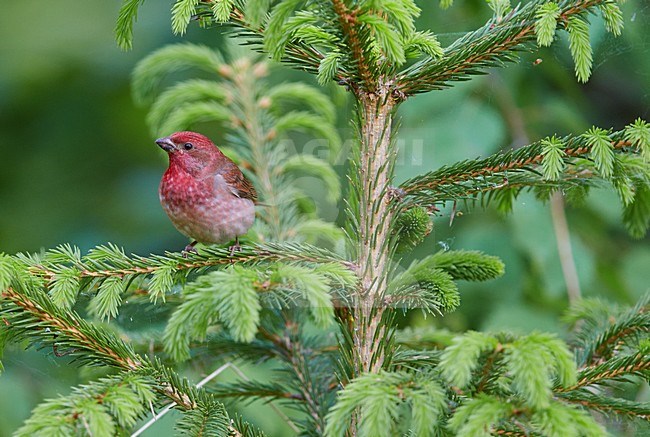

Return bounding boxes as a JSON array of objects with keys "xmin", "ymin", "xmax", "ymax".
[{"xmin": 0, "ymin": 0, "xmax": 648, "ymax": 434}]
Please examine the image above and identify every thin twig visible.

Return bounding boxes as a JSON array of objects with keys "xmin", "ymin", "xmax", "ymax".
[
  {"xmin": 487, "ymin": 73, "xmax": 582, "ymax": 303},
  {"xmin": 132, "ymin": 362, "xmax": 261, "ymax": 437},
  {"xmin": 550, "ymin": 192, "xmax": 581, "ymax": 302}
]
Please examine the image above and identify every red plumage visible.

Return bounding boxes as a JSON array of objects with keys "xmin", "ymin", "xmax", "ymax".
[{"xmin": 156, "ymin": 131, "xmax": 256, "ymax": 251}]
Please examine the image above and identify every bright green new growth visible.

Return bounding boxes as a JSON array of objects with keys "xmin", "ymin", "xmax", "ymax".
[
  {"xmin": 600, "ymin": 1, "xmax": 624, "ymax": 36},
  {"xmin": 584, "ymin": 127, "xmax": 616, "ymax": 178},
  {"xmin": 114, "ymin": 0, "xmax": 146, "ymax": 50},
  {"xmin": 89, "ymin": 276, "xmax": 125, "ymax": 321},
  {"xmin": 504, "ymin": 333, "xmax": 576, "ymax": 409},
  {"xmin": 486, "ymin": 0, "xmax": 512, "ymax": 21},
  {"xmin": 175, "ymin": 400, "xmax": 231, "ymax": 436},
  {"xmin": 540, "ymin": 135, "xmax": 566, "ymax": 180},
  {"xmin": 439, "ymin": 0, "xmax": 454, "ymax": 10},
  {"xmin": 625, "ymin": 118, "xmax": 650, "ymax": 161},
  {"xmin": 15, "ymin": 373, "xmax": 156, "ymax": 437},
  {"xmin": 164, "ymin": 267, "xmax": 262, "ymax": 360},
  {"xmin": 49, "ymin": 266, "xmax": 81, "ymax": 309},
  {"xmin": 446, "ymin": 394, "xmax": 514, "ymax": 437},
  {"xmin": 535, "ymin": 2, "xmax": 560, "ymax": 47},
  {"xmin": 171, "ymin": 0, "xmax": 201, "ymax": 35},
  {"xmin": 324, "ymin": 371, "xmax": 447, "ymax": 437},
  {"xmin": 566, "ymin": 16, "xmax": 593, "ymax": 83},
  {"xmin": 387, "ymin": 250, "xmax": 504, "ymax": 314},
  {"xmin": 439, "ymin": 331, "xmax": 500, "ymax": 388},
  {"xmin": 439, "ymin": 332, "xmax": 607, "ymax": 435},
  {"xmin": 211, "ymin": 0, "xmax": 235, "ymax": 22}
]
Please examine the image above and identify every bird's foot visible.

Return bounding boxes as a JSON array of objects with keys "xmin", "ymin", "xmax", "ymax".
[
  {"xmin": 182, "ymin": 241, "xmax": 199, "ymax": 258},
  {"xmin": 228, "ymin": 238, "xmax": 242, "ymax": 257},
  {"xmin": 228, "ymin": 243, "xmax": 242, "ymax": 257}
]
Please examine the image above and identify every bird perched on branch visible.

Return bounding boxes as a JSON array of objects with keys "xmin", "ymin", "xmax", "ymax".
[{"xmin": 156, "ymin": 131, "xmax": 257, "ymax": 254}]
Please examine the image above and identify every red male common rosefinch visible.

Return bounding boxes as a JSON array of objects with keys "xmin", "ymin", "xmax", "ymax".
[{"xmin": 155, "ymin": 131, "xmax": 257, "ymax": 253}]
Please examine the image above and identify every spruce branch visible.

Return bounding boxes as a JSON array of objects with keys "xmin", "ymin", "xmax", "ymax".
[
  {"xmin": 11, "ymin": 241, "xmax": 351, "ymax": 319},
  {"xmin": 174, "ymin": 398, "xmax": 231, "ymax": 436},
  {"xmin": 557, "ymin": 389, "xmax": 650, "ymax": 421},
  {"xmin": 230, "ymin": 413, "xmax": 268, "ymax": 437},
  {"xmin": 535, "ymin": 2, "xmax": 561, "ymax": 47},
  {"xmin": 146, "ymin": 78, "xmax": 230, "ymax": 134},
  {"xmin": 131, "ymin": 363, "xmax": 239, "ymax": 437},
  {"xmin": 193, "ymin": 332, "xmax": 281, "ymax": 363},
  {"xmin": 599, "ymin": 1, "xmax": 624, "ymax": 37},
  {"xmin": 418, "ymin": 249, "xmax": 505, "ymax": 282},
  {"xmin": 440, "ymin": 331, "xmax": 578, "ymax": 409},
  {"xmin": 171, "ymin": 0, "xmax": 202, "ymax": 35},
  {"xmin": 591, "ymin": 316, "xmax": 649, "ymax": 363},
  {"xmin": 400, "ymin": 130, "xmax": 637, "ymax": 198},
  {"xmin": 265, "ymin": 82, "xmax": 337, "ymax": 124},
  {"xmin": 385, "ymin": 266, "xmax": 460, "ymax": 315},
  {"xmin": 15, "ymin": 372, "xmax": 156, "ymax": 436},
  {"xmin": 28, "ymin": 242, "xmax": 349, "ymax": 283},
  {"xmin": 399, "ymin": 122, "xmax": 650, "ymax": 235},
  {"xmin": 258, "ymin": 323, "xmax": 334, "ymax": 434},
  {"xmin": 550, "ymin": 295, "xmax": 650, "ymax": 421},
  {"xmin": 566, "ymin": 15, "xmax": 593, "ymax": 83},
  {"xmin": 439, "ymin": 331, "xmax": 501, "ymax": 390},
  {"xmin": 209, "ymin": 3, "xmax": 329, "ymax": 77},
  {"xmin": 2, "ymin": 283, "xmax": 141, "ymax": 370},
  {"xmin": 1, "ymin": 282, "xmax": 262, "ymax": 435},
  {"xmin": 569, "ymin": 292, "xmax": 650, "ymax": 366},
  {"xmin": 161, "ymin": 262, "xmax": 349, "ymax": 362},
  {"xmin": 446, "ymin": 394, "xmax": 516, "ymax": 436},
  {"xmin": 558, "ymin": 351, "xmax": 650, "ymax": 392},
  {"xmin": 450, "ymin": 395, "xmax": 607, "ymax": 436},
  {"xmin": 384, "ymin": 248, "xmax": 504, "ymax": 315},
  {"xmin": 529, "ymin": 399, "xmax": 606, "ymax": 436},
  {"xmin": 132, "ymin": 43, "xmax": 225, "ymax": 105},
  {"xmin": 398, "ymin": 0, "xmax": 615, "ymax": 94},
  {"xmin": 324, "ymin": 370, "xmax": 447, "ymax": 436},
  {"xmin": 118, "ymin": 0, "xmax": 629, "ymax": 93}
]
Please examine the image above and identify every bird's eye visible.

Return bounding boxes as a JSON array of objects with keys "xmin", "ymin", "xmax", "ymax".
[{"xmin": 183, "ymin": 142, "xmax": 193, "ymax": 150}]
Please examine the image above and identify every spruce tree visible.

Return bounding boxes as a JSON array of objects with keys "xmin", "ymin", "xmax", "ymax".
[{"xmin": 1, "ymin": 0, "xmax": 649, "ymax": 435}]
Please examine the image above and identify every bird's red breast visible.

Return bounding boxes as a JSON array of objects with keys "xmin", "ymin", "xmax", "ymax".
[{"xmin": 156, "ymin": 132, "xmax": 256, "ymax": 244}]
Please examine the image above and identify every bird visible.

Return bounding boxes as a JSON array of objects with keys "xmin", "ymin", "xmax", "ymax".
[{"xmin": 155, "ymin": 131, "xmax": 257, "ymax": 254}]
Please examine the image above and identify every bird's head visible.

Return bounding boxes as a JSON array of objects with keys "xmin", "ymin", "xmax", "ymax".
[{"xmin": 156, "ymin": 131, "xmax": 224, "ymax": 176}]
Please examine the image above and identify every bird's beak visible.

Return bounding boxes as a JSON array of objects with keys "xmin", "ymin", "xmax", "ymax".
[{"xmin": 156, "ymin": 137, "xmax": 177, "ymax": 152}]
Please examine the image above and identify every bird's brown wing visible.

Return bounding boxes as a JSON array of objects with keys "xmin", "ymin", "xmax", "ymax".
[{"xmin": 218, "ymin": 160, "xmax": 258, "ymax": 202}]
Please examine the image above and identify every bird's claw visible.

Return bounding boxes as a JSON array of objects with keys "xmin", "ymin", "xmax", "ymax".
[
  {"xmin": 228, "ymin": 243, "xmax": 242, "ymax": 257},
  {"xmin": 182, "ymin": 242, "xmax": 199, "ymax": 258}
]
